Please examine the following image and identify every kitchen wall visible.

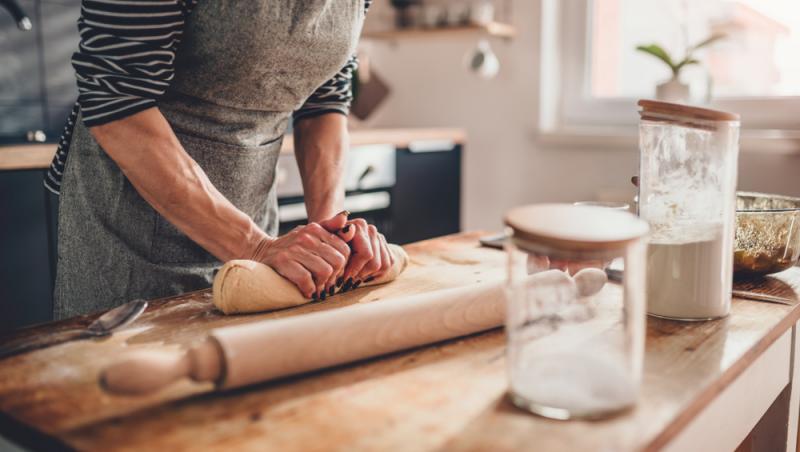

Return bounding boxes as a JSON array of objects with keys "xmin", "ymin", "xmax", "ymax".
[
  {"xmin": 0, "ymin": 0, "xmax": 80, "ymax": 142},
  {"xmin": 360, "ymin": 0, "xmax": 800, "ymax": 232}
]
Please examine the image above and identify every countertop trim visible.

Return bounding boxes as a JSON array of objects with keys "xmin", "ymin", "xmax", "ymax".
[{"xmin": 0, "ymin": 128, "xmax": 466, "ymax": 172}]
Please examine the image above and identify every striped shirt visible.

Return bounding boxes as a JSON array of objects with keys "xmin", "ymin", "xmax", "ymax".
[{"xmin": 45, "ymin": 0, "xmax": 370, "ymax": 195}]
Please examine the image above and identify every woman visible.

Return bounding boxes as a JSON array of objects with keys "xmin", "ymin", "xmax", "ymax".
[{"xmin": 45, "ymin": 0, "xmax": 391, "ymax": 319}]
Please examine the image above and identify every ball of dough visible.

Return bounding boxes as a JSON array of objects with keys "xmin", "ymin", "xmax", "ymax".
[{"xmin": 213, "ymin": 244, "xmax": 409, "ymax": 315}]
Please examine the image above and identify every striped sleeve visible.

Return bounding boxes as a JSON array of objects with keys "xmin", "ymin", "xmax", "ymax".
[
  {"xmin": 45, "ymin": 0, "xmax": 196, "ymax": 195},
  {"xmin": 292, "ymin": 0, "xmax": 372, "ymax": 124},
  {"xmin": 292, "ymin": 55, "xmax": 358, "ymax": 123},
  {"xmin": 73, "ymin": 0, "xmax": 195, "ymax": 127}
]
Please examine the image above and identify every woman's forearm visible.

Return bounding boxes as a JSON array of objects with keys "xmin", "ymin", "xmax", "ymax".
[
  {"xmin": 90, "ymin": 107, "xmax": 269, "ymax": 262},
  {"xmin": 293, "ymin": 113, "xmax": 348, "ymax": 222}
]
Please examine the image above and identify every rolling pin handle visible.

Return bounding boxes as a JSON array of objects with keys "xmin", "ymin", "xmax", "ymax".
[{"xmin": 100, "ymin": 339, "xmax": 223, "ymax": 395}]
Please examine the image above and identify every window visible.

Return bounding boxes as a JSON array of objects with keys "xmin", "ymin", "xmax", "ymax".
[{"xmin": 541, "ymin": 0, "xmax": 800, "ymax": 137}]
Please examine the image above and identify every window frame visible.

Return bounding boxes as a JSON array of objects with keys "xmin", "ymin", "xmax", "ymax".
[{"xmin": 538, "ymin": 0, "xmax": 800, "ymax": 151}]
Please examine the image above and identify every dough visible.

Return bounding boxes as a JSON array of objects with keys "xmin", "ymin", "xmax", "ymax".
[{"xmin": 213, "ymin": 244, "xmax": 409, "ymax": 314}]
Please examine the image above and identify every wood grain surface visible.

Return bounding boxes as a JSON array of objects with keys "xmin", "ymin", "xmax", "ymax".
[
  {"xmin": 1, "ymin": 231, "xmax": 799, "ymax": 452},
  {"xmin": 0, "ymin": 128, "xmax": 466, "ymax": 172}
]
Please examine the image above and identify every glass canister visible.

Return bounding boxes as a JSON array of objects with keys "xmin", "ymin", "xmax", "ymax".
[
  {"xmin": 638, "ymin": 100, "xmax": 740, "ymax": 320},
  {"xmin": 504, "ymin": 204, "xmax": 649, "ymax": 420}
]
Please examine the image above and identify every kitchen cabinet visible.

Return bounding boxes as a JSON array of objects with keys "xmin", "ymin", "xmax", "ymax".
[
  {"xmin": 391, "ymin": 145, "xmax": 461, "ymax": 244},
  {"xmin": 0, "ymin": 169, "xmax": 55, "ymax": 331}
]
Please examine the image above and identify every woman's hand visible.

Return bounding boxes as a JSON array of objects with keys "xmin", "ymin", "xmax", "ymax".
[
  {"xmin": 251, "ymin": 212, "xmax": 351, "ymax": 300},
  {"xmin": 337, "ymin": 218, "xmax": 394, "ymax": 290}
]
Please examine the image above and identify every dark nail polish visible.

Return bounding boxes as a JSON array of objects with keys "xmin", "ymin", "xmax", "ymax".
[
  {"xmin": 342, "ymin": 225, "xmax": 351, "ymax": 233},
  {"xmin": 328, "ymin": 286, "xmax": 335, "ymax": 296},
  {"xmin": 342, "ymin": 278, "xmax": 353, "ymax": 291},
  {"xmin": 336, "ymin": 277, "xmax": 344, "ymax": 287},
  {"xmin": 365, "ymin": 276, "xmax": 375, "ymax": 282},
  {"xmin": 320, "ymin": 290, "xmax": 327, "ymax": 301},
  {"xmin": 311, "ymin": 292, "xmax": 318, "ymax": 301},
  {"xmin": 353, "ymin": 280, "xmax": 362, "ymax": 289}
]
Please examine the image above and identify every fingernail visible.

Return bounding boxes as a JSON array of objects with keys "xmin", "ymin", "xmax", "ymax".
[
  {"xmin": 311, "ymin": 292, "xmax": 318, "ymax": 301},
  {"xmin": 353, "ymin": 280, "xmax": 362, "ymax": 289},
  {"xmin": 337, "ymin": 210, "xmax": 351, "ymax": 217},
  {"xmin": 328, "ymin": 286, "xmax": 335, "ymax": 296},
  {"xmin": 336, "ymin": 277, "xmax": 344, "ymax": 287},
  {"xmin": 342, "ymin": 225, "xmax": 351, "ymax": 233},
  {"xmin": 342, "ymin": 278, "xmax": 353, "ymax": 291},
  {"xmin": 365, "ymin": 276, "xmax": 375, "ymax": 282},
  {"xmin": 320, "ymin": 290, "xmax": 327, "ymax": 301}
]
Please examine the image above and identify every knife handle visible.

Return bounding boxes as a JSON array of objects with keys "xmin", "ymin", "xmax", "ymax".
[
  {"xmin": 0, "ymin": 329, "xmax": 92, "ymax": 360},
  {"xmin": 100, "ymin": 338, "xmax": 223, "ymax": 395}
]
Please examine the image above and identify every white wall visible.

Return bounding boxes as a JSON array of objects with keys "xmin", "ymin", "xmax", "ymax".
[{"xmin": 360, "ymin": 1, "xmax": 800, "ymax": 231}]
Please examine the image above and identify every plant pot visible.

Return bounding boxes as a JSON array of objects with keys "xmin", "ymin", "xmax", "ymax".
[{"xmin": 656, "ymin": 77, "xmax": 690, "ymax": 103}]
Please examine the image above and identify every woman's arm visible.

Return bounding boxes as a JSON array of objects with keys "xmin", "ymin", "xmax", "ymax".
[
  {"xmin": 91, "ymin": 108, "xmax": 351, "ymax": 299},
  {"xmin": 293, "ymin": 113, "xmax": 347, "ymax": 222},
  {"xmin": 91, "ymin": 108, "xmax": 263, "ymax": 262},
  {"xmin": 293, "ymin": 112, "xmax": 392, "ymax": 288}
]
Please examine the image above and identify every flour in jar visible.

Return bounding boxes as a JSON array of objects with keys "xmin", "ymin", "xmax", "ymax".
[
  {"xmin": 509, "ymin": 348, "xmax": 636, "ymax": 417},
  {"xmin": 646, "ymin": 223, "xmax": 732, "ymax": 320}
]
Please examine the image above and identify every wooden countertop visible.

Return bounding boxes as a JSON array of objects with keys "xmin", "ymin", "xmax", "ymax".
[
  {"xmin": 0, "ymin": 128, "xmax": 466, "ymax": 172},
  {"xmin": 1, "ymin": 231, "xmax": 800, "ymax": 451}
]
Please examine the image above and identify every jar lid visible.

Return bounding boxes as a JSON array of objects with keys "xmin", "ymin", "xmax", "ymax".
[
  {"xmin": 638, "ymin": 99, "xmax": 739, "ymax": 131},
  {"xmin": 504, "ymin": 204, "xmax": 649, "ymax": 251}
]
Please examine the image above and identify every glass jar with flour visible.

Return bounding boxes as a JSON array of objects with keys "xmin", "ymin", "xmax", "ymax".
[
  {"xmin": 504, "ymin": 204, "xmax": 649, "ymax": 420},
  {"xmin": 638, "ymin": 100, "xmax": 740, "ymax": 320}
]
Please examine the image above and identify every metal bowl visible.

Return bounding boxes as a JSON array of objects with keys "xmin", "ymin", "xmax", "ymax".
[{"xmin": 734, "ymin": 192, "xmax": 800, "ymax": 277}]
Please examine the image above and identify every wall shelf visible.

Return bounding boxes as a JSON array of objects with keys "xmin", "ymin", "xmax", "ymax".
[{"xmin": 362, "ymin": 21, "xmax": 516, "ymax": 41}]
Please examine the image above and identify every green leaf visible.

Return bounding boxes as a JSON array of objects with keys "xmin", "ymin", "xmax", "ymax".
[
  {"xmin": 689, "ymin": 33, "xmax": 726, "ymax": 53},
  {"xmin": 636, "ymin": 44, "xmax": 676, "ymax": 71},
  {"xmin": 672, "ymin": 58, "xmax": 700, "ymax": 75}
]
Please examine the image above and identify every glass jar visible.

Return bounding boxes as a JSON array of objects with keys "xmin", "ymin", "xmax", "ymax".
[
  {"xmin": 638, "ymin": 100, "xmax": 740, "ymax": 320},
  {"xmin": 504, "ymin": 204, "xmax": 649, "ymax": 420}
]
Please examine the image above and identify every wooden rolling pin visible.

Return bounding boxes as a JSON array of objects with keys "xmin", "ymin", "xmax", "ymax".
[{"xmin": 101, "ymin": 269, "xmax": 606, "ymax": 395}]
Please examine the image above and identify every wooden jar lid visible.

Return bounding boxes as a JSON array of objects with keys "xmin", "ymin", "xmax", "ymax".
[
  {"xmin": 504, "ymin": 204, "xmax": 649, "ymax": 251},
  {"xmin": 638, "ymin": 99, "xmax": 739, "ymax": 130}
]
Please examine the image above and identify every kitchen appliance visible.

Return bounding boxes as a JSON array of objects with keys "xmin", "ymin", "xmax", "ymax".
[
  {"xmin": 504, "ymin": 204, "xmax": 649, "ymax": 420},
  {"xmin": 637, "ymin": 100, "xmax": 740, "ymax": 320},
  {"xmin": 276, "ymin": 144, "xmax": 396, "ymax": 236}
]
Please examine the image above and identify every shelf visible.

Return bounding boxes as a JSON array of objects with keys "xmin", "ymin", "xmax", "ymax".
[{"xmin": 362, "ymin": 21, "xmax": 516, "ymax": 41}]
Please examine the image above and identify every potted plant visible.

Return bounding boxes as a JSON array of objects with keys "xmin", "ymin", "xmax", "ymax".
[{"xmin": 636, "ymin": 34, "xmax": 724, "ymax": 102}]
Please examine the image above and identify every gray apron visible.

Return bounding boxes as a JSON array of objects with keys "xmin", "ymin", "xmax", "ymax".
[{"xmin": 54, "ymin": 0, "xmax": 364, "ymax": 319}]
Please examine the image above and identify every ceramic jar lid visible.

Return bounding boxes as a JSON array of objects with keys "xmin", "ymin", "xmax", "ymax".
[{"xmin": 504, "ymin": 203, "xmax": 649, "ymax": 251}]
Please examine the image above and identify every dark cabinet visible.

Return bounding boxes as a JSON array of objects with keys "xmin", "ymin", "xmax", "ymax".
[
  {"xmin": 391, "ymin": 145, "xmax": 461, "ymax": 244},
  {"xmin": 0, "ymin": 169, "xmax": 56, "ymax": 331}
]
